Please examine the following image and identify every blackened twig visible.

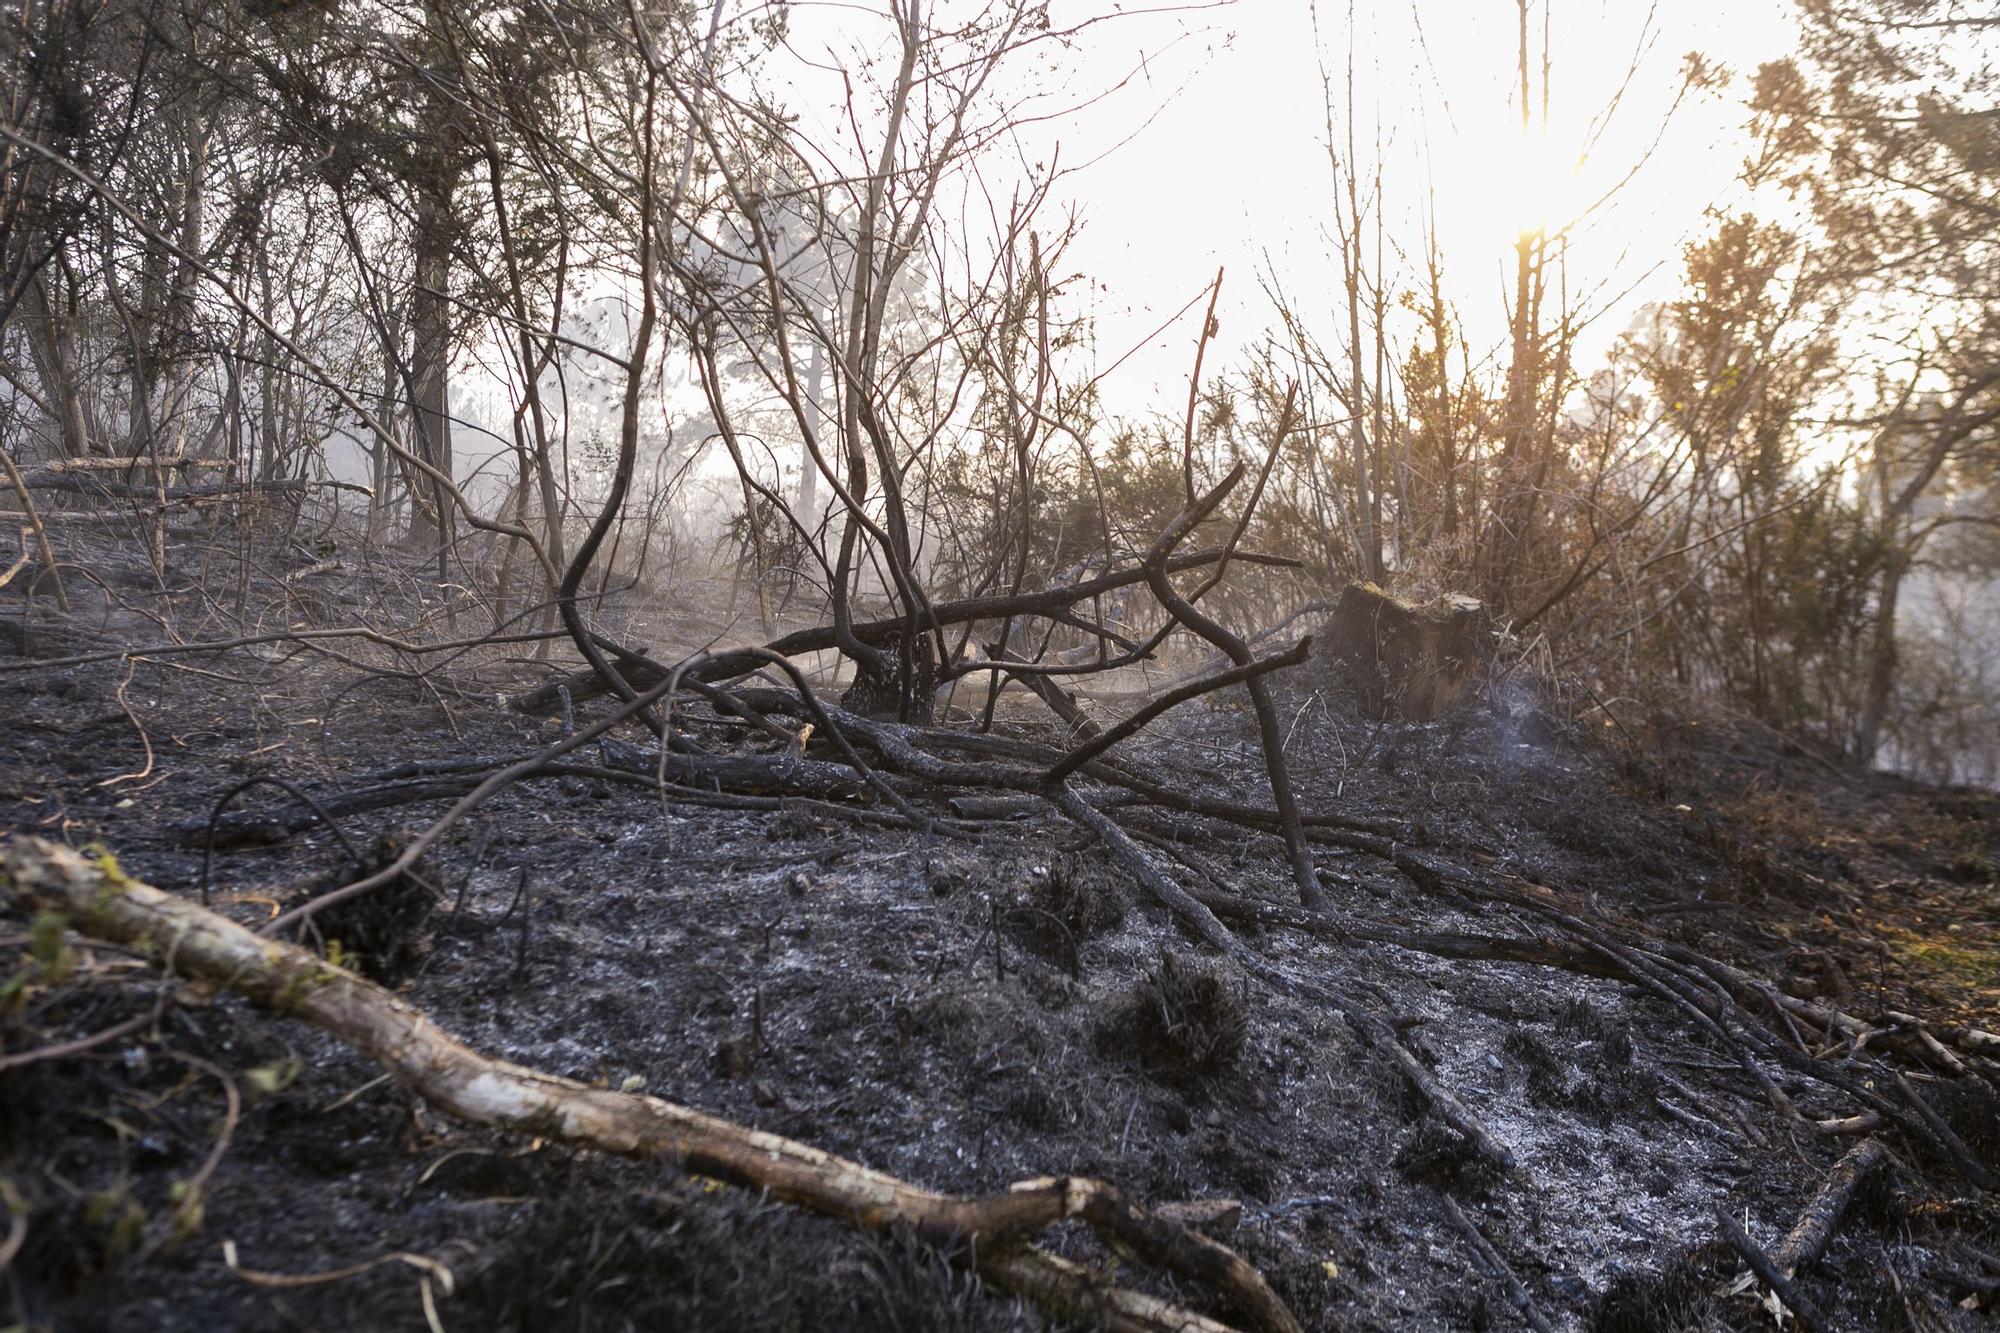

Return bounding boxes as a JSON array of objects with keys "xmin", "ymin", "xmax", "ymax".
[
  {"xmin": 1443, "ymin": 1196, "xmax": 1556, "ymax": 1333},
  {"xmin": 1714, "ymin": 1207, "xmax": 1835, "ymax": 1333}
]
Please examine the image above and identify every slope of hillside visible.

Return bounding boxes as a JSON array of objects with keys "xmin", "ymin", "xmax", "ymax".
[{"xmin": 2, "ymin": 569, "xmax": 1995, "ymax": 1332}]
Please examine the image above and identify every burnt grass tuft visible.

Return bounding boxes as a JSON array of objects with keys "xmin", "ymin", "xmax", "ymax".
[
  {"xmin": 305, "ymin": 830, "xmax": 441, "ymax": 984},
  {"xmin": 1392, "ymin": 1117, "xmax": 1504, "ymax": 1196},
  {"xmin": 1099, "ymin": 950, "xmax": 1247, "ymax": 1088},
  {"xmin": 1930, "ymin": 1074, "xmax": 2000, "ymax": 1172},
  {"xmin": 1591, "ymin": 1240, "xmax": 1741, "ymax": 1333},
  {"xmin": 1003, "ymin": 853, "xmax": 1125, "ymax": 972},
  {"xmin": 449, "ymin": 1158, "xmax": 1016, "ymax": 1333}
]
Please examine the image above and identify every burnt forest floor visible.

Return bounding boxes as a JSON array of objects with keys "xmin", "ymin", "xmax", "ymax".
[{"xmin": 1, "ymin": 538, "xmax": 1997, "ymax": 1333}]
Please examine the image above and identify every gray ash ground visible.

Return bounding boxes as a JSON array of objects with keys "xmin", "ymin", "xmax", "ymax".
[{"xmin": 1, "ymin": 628, "xmax": 1997, "ymax": 1332}]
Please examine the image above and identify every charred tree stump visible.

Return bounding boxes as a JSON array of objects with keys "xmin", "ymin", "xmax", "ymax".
[
  {"xmin": 1317, "ymin": 582, "xmax": 1492, "ymax": 721},
  {"xmin": 839, "ymin": 637, "xmax": 939, "ymax": 725}
]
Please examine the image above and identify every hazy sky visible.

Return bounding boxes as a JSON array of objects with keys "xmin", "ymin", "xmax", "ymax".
[
  {"xmin": 768, "ymin": 0, "xmax": 1803, "ymax": 416},
  {"xmin": 1066, "ymin": 0, "xmax": 1801, "ymax": 404},
  {"xmin": 440, "ymin": 1, "xmax": 1811, "ymax": 501}
]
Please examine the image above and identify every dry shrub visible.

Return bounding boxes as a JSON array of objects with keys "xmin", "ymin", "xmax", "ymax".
[{"xmin": 1101, "ymin": 951, "xmax": 1247, "ymax": 1087}]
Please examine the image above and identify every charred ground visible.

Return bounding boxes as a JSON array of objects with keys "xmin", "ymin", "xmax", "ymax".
[{"xmin": 1, "ymin": 539, "xmax": 1997, "ymax": 1333}]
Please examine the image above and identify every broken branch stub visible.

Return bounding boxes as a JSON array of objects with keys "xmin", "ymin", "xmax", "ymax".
[{"xmin": 1, "ymin": 837, "xmax": 1299, "ymax": 1333}]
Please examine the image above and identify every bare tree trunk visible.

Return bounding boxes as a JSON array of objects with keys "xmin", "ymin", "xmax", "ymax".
[
  {"xmin": 17, "ymin": 267, "xmax": 90, "ymax": 457},
  {"xmin": 1488, "ymin": 0, "xmax": 1544, "ymax": 609},
  {"xmin": 255, "ymin": 243, "xmax": 281, "ymax": 482},
  {"xmin": 1372, "ymin": 154, "xmax": 1400, "ymax": 569},
  {"xmin": 1342, "ymin": 242, "xmax": 1378, "ymax": 579},
  {"xmin": 368, "ymin": 361, "xmax": 399, "ymax": 545},
  {"xmin": 830, "ymin": 0, "xmax": 927, "ymax": 707},
  {"xmin": 1336, "ymin": 39, "xmax": 1381, "ymax": 582},
  {"xmin": 407, "ymin": 180, "xmax": 455, "ymax": 552},
  {"xmin": 796, "ymin": 334, "xmax": 824, "ymax": 514},
  {"xmin": 163, "ymin": 106, "xmax": 209, "ymax": 466},
  {"xmin": 1425, "ymin": 255, "xmax": 1458, "ymax": 540},
  {"xmin": 1855, "ymin": 551, "xmax": 1905, "ymax": 764},
  {"xmin": 122, "ymin": 233, "xmax": 167, "ymax": 459}
]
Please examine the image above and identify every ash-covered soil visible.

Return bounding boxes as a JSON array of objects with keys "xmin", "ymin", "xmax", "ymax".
[{"xmin": 2, "ymin": 573, "xmax": 1997, "ymax": 1332}]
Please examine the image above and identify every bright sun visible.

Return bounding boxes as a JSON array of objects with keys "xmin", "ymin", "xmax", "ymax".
[
  {"xmin": 1440, "ymin": 119, "xmax": 1588, "ymax": 245},
  {"xmin": 1509, "ymin": 127, "xmax": 1587, "ymax": 237}
]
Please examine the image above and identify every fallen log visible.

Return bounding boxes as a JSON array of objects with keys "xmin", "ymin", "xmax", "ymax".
[
  {"xmin": 1053, "ymin": 784, "xmax": 1243, "ymax": 955},
  {"xmin": 0, "ymin": 509, "xmax": 208, "ymax": 535},
  {"xmin": 1893, "ymin": 1071, "xmax": 1995, "ymax": 1191},
  {"xmin": 1346, "ymin": 1009, "xmax": 1518, "ymax": 1171},
  {"xmin": 1773, "ymin": 1139, "xmax": 1889, "ymax": 1276},
  {"xmin": 36, "ymin": 454, "xmax": 230, "ymax": 473},
  {"xmin": 981, "ymin": 642, "xmax": 1102, "ymax": 739},
  {"xmin": 22, "ymin": 473, "xmax": 368, "ymax": 502},
  {"xmin": 510, "ymin": 545, "xmax": 1303, "ymax": 714},
  {"xmin": 1184, "ymin": 883, "xmax": 1631, "ymax": 980},
  {"xmin": 1443, "ymin": 1195, "xmax": 1556, "ymax": 1333},
  {"xmin": 2, "ymin": 837, "xmax": 1298, "ymax": 1333},
  {"xmin": 176, "ymin": 753, "xmax": 881, "ymax": 848},
  {"xmin": 738, "ymin": 687, "xmax": 1411, "ymax": 841}
]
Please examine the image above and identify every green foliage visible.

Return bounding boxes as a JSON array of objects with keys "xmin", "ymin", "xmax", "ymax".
[{"xmin": 28, "ymin": 911, "xmax": 75, "ymax": 985}]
